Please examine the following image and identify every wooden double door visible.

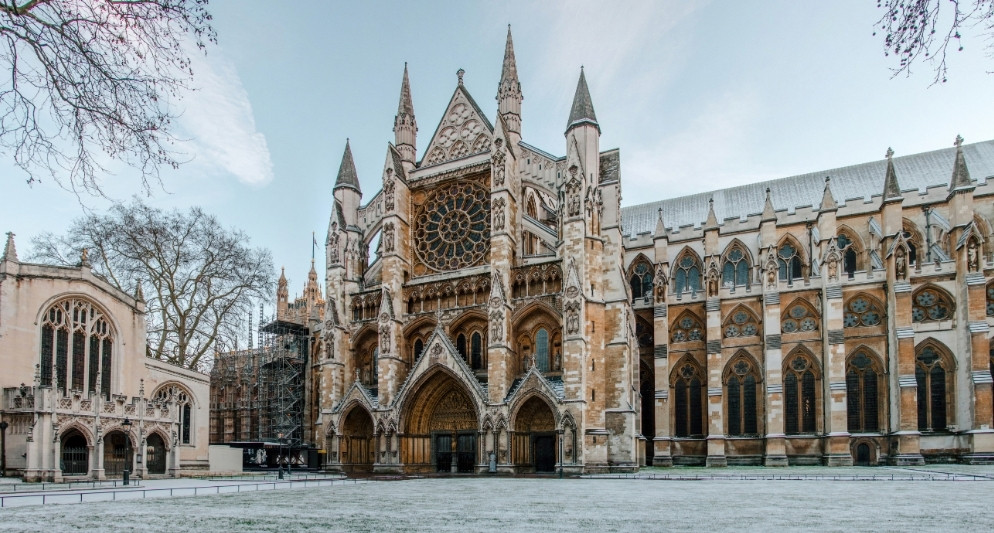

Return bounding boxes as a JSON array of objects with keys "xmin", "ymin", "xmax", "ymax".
[{"xmin": 435, "ymin": 432, "xmax": 476, "ymax": 473}]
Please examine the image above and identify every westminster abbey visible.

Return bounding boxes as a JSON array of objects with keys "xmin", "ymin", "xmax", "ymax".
[{"xmin": 264, "ymin": 29, "xmax": 994, "ymax": 472}]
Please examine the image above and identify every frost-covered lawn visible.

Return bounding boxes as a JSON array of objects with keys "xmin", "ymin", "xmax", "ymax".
[{"xmin": 2, "ymin": 471, "xmax": 992, "ymax": 532}]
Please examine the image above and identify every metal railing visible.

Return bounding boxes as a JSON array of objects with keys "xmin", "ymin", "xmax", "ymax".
[
  {"xmin": 0, "ymin": 479, "xmax": 140, "ymax": 493},
  {"xmin": 0, "ymin": 477, "xmax": 363, "ymax": 508}
]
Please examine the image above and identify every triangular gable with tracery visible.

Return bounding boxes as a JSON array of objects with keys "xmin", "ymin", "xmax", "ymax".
[
  {"xmin": 421, "ymin": 79, "xmax": 495, "ymax": 168},
  {"xmin": 391, "ymin": 324, "xmax": 488, "ymax": 408}
]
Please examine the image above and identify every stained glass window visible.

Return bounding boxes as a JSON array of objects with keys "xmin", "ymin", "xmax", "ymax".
[
  {"xmin": 726, "ymin": 357, "xmax": 760, "ymax": 436},
  {"xmin": 722, "ymin": 246, "xmax": 750, "ymax": 288},
  {"xmin": 629, "ymin": 261, "xmax": 654, "ymax": 303},
  {"xmin": 844, "ymin": 296, "xmax": 883, "ymax": 328},
  {"xmin": 414, "ymin": 181, "xmax": 490, "ymax": 272},
  {"xmin": 674, "ymin": 252, "xmax": 702, "ymax": 296},
  {"xmin": 782, "ymin": 303, "xmax": 818, "ymax": 334},
  {"xmin": 777, "ymin": 242, "xmax": 803, "ymax": 281},
  {"xmin": 784, "ymin": 354, "xmax": 817, "ymax": 434},
  {"xmin": 837, "ymin": 232, "xmax": 860, "ymax": 278},
  {"xmin": 846, "ymin": 351, "xmax": 880, "ymax": 432},
  {"xmin": 724, "ymin": 308, "xmax": 760, "ymax": 338},
  {"xmin": 916, "ymin": 345, "xmax": 950, "ymax": 432},
  {"xmin": 912, "ymin": 288, "xmax": 953, "ymax": 323},
  {"xmin": 39, "ymin": 298, "xmax": 114, "ymax": 396},
  {"xmin": 671, "ymin": 313, "xmax": 704, "ymax": 343},
  {"xmin": 673, "ymin": 362, "xmax": 705, "ymax": 438}
]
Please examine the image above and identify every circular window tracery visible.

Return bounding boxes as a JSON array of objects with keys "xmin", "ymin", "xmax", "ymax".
[
  {"xmin": 414, "ymin": 181, "xmax": 490, "ymax": 272},
  {"xmin": 912, "ymin": 288, "xmax": 952, "ymax": 323}
]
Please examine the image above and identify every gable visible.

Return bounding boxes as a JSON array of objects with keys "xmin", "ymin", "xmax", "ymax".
[{"xmin": 421, "ymin": 86, "xmax": 494, "ymax": 168}]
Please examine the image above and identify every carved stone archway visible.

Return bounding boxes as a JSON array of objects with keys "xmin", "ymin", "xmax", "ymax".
[{"xmin": 400, "ymin": 370, "xmax": 479, "ymax": 473}]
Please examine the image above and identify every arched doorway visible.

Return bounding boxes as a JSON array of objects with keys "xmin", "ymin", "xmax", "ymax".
[
  {"xmin": 512, "ymin": 396, "xmax": 557, "ymax": 473},
  {"xmin": 61, "ymin": 431, "xmax": 89, "ymax": 476},
  {"xmin": 146, "ymin": 433, "xmax": 167, "ymax": 475},
  {"xmin": 340, "ymin": 406, "xmax": 375, "ymax": 474},
  {"xmin": 855, "ymin": 443, "xmax": 871, "ymax": 466},
  {"xmin": 401, "ymin": 372, "xmax": 479, "ymax": 473},
  {"xmin": 104, "ymin": 432, "xmax": 132, "ymax": 477}
]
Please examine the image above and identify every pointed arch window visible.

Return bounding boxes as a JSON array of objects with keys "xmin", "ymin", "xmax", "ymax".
[
  {"xmin": 721, "ymin": 246, "xmax": 750, "ymax": 288},
  {"xmin": 673, "ymin": 361, "xmax": 705, "ymax": 438},
  {"xmin": 844, "ymin": 296, "xmax": 883, "ymax": 328},
  {"xmin": 629, "ymin": 261, "xmax": 654, "ymax": 303},
  {"xmin": 723, "ymin": 308, "xmax": 759, "ymax": 338},
  {"xmin": 777, "ymin": 242, "xmax": 803, "ymax": 282},
  {"xmin": 457, "ymin": 334, "xmax": 467, "ymax": 361},
  {"xmin": 901, "ymin": 223, "xmax": 922, "ymax": 266},
  {"xmin": 471, "ymin": 332, "xmax": 483, "ymax": 370},
  {"xmin": 912, "ymin": 287, "xmax": 953, "ymax": 323},
  {"xmin": 154, "ymin": 385, "xmax": 194, "ymax": 445},
  {"xmin": 39, "ymin": 298, "xmax": 114, "ymax": 398},
  {"xmin": 535, "ymin": 328, "xmax": 550, "ymax": 372},
  {"xmin": 915, "ymin": 344, "xmax": 952, "ymax": 432},
  {"xmin": 413, "ymin": 339, "xmax": 425, "ymax": 361},
  {"xmin": 725, "ymin": 356, "xmax": 760, "ymax": 436},
  {"xmin": 846, "ymin": 351, "xmax": 881, "ymax": 433},
  {"xmin": 784, "ymin": 353, "xmax": 818, "ymax": 434},
  {"xmin": 671, "ymin": 313, "xmax": 704, "ymax": 343},
  {"xmin": 673, "ymin": 251, "xmax": 702, "ymax": 297},
  {"xmin": 837, "ymin": 232, "xmax": 861, "ymax": 278},
  {"xmin": 782, "ymin": 303, "xmax": 818, "ymax": 334}
]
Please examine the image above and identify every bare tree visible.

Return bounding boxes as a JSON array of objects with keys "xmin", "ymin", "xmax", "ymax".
[
  {"xmin": 0, "ymin": 0, "xmax": 216, "ymax": 194},
  {"xmin": 876, "ymin": 0, "xmax": 994, "ymax": 83},
  {"xmin": 31, "ymin": 200, "xmax": 274, "ymax": 371}
]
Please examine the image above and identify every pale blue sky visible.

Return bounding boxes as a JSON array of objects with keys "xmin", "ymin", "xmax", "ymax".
[{"xmin": 3, "ymin": 0, "xmax": 992, "ymax": 313}]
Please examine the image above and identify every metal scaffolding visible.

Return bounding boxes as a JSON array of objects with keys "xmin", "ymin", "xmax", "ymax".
[{"xmin": 258, "ymin": 319, "xmax": 308, "ymax": 446}]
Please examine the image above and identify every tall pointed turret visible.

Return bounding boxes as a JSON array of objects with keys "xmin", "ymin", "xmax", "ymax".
[
  {"xmin": 819, "ymin": 176, "xmax": 838, "ymax": 212},
  {"xmin": 948, "ymin": 135, "xmax": 973, "ymax": 194},
  {"xmin": 334, "ymin": 140, "xmax": 361, "ymax": 193},
  {"xmin": 761, "ymin": 188, "xmax": 777, "ymax": 222},
  {"xmin": 882, "ymin": 147, "xmax": 902, "ymax": 203},
  {"xmin": 566, "ymin": 67, "xmax": 599, "ymax": 133},
  {"xmin": 394, "ymin": 63, "xmax": 418, "ymax": 165},
  {"xmin": 277, "ymin": 267, "xmax": 289, "ymax": 319},
  {"xmin": 2, "ymin": 232, "xmax": 16, "ymax": 262},
  {"xmin": 497, "ymin": 25, "xmax": 523, "ymax": 136}
]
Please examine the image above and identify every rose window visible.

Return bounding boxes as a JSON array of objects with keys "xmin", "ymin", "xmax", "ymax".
[
  {"xmin": 414, "ymin": 181, "xmax": 490, "ymax": 272},
  {"xmin": 724, "ymin": 309, "xmax": 759, "ymax": 338}
]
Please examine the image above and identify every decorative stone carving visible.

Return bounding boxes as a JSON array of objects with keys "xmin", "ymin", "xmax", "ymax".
[
  {"xmin": 765, "ymin": 251, "xmax": 778, "ymax": 289},
  {"xmin": 383, "ymin": 171, "xmax": 396, "ymax": 211},
  {"xmin": 895, "ymin": 246, "xmax": 907, "ymax": 280},
  {"xmin": 383, "ymin": 222, "xmax": 395, "ymax": 254},
  {"xmin": 490, "ymin": 310, "xmax": 504, "ymax": 340},
  {"xmin": 491, "ymin": 138, "xmax": 506, "ymax": 187},
  {"xmin": 825, "ymin": 243, "xmax": 840, "ymax": 282},
  {"xmin": 565, "ymin": 301, "xmax": 580, "ymax": 335},
  {"xmin": 654, "ymin": 263, "xmax": 668, "ymax": 304},
  {"xmin": 967, "ymin": 239, "xmax": 979, "ymax": 272},
  {"xmin": 565, "ymin": 166, "xmax": 582, "ymax": 218},
  {"xmin": 379, "ymin": 324, "xmax": 391, "ymax": 355},
  {"xmin": 493, "ymin": 197, "xmax": 506, "ymax": 231}
]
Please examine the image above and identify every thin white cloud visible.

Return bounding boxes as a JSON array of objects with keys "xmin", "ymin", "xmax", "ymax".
[
  {"xmin": 624, "ymin": 88, "xmax": 765, "ymax": 204},
  {"xmin": 178, "ymin": 45, "xmax": 274, "ymax": 186}
]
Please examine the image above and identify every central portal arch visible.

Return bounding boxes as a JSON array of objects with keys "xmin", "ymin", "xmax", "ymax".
[{"xmin": 400, "ymin": 370, "xmax": 479, "ymax": 473}]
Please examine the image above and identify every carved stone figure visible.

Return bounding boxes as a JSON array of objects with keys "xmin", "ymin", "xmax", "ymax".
[
  {"xmin": 967, "ymin": 239, "xmax": 979, "ymax": 272},
  {"xmin": 491, "ymin": 139, "xmax": 506, "ymax": 186},
  {"xmin": 490, "ymin": 310, "xmax": 504, "ymax": 340},
  {"xmin": 379, "ymin": 324, "xmax": 391, "ymax": 354},
  {"xmin": 827, "ymin": 253, "xmax": 838, "ymax": 282},
  {"xmin": 383, "ymin": 222, "xmax": 395, "ymax": 253},
  {"xmin": 493, "ymin": 198, "xmax": 506, "ymax": 231},
  {"xmin": 654, "ymin": 263, "xmax": 668, "ymax": 303},
  {"xmin": 895, "ymin": 247, "xmax": 907, "ymax": 280},
  {"xmin": 383, "ymin": 171, "xmax": 396, "ymax": 211}
]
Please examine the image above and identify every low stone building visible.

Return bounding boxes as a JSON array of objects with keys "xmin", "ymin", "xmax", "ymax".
[{"xmin": 0, "ymin": 235, "xmax": 210, "ymax": 481}]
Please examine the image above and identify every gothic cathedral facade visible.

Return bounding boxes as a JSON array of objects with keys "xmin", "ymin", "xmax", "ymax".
[{"xmin": 311, "ymin": 29, "xmax": 994, "ymax": 472}]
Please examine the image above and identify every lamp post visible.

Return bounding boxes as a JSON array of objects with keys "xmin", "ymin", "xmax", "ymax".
[
  {"xmin": 121, "ymin": 418, "xmax": 132, "ymax": 486},
  {"xmin": 277, "ymin": 432, "xmax": 284, "ymax": 480},
  {"xmin": 0, "ymin": 420, "xmax": 9, "ymax": 477}
]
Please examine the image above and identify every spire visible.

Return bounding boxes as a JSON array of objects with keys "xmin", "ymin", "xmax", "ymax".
[
  {"xmin": 819, "ymin": 176, "xmax": 838, "ymax": 212},
  {"xmin": 334, "ymin": 140, "xmax": 361, "ymax": 193},
  {"xmin": 497, "ymin": 25, "xmax": 523, "ymax": 136},
  {"xmin": 2, "ymin": 232, "xmax": 16, "ymax": 262},
  {"xmin": 704, "ymin": 198, "xmax": 719, "ymax": 230},
  {"xmin": 654, "ymin": 207, "xmax": 667, "ymax": 238},
  {"xmin": 948, "ymin": 134, "xmax": 973, "ymax": 194},
  {"xmin": 882, "ymin": 147, "xmax": 902, "ymax": 203},
  {"xmin": 566, "ymin": 67, "xmax": 599, "ymax": 133},
  {"xmin": 761, "ymin": 188, "xmax": 777, "ymax": 222},
  {"xmin": 394, "ymin": 64, "xmax": 418, "ymax": 164}
]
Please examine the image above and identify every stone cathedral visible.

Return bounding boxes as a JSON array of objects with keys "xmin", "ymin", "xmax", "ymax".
[{"xmin": 303, "ymin": 29, "xmax": 994, "ymax": 473}]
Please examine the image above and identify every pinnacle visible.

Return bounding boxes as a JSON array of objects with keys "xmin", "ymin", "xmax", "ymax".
[
  {"xmin": 500, "ymin": 25, "xmax": 518, "ymax": 86},
  {"xmin": 882, "ymin": 147, "xmax": 902, "ymax": 203},
  {"xmin": 820, "ymin": 176, "xmax": 837, "ymax": 211},
  {"xmin": 566, "ymin": 68, "xmax": 599, "ymax": 133},
  {"xmin": 2, "ymin": 231, "xmax": 16, "ymax": 262},
  {"xmin": 397, "ymin": 62, "xmax": 414, "ymax": 117},
  {"xmin": 948, "ymin": 134, "xmax": 973, "ymax": 193},
  {"xmin": 334, "ymin": 140, "xmax": 361, "ymax": 193}
]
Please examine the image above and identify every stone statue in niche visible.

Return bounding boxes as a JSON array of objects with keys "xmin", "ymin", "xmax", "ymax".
[
  {"xmin": 565, "ymin": 302, "xmax": 580, "ymax": 335},
  {"xmin": 493, "ymin": 198, "xmax": 506, "ymax": 231},
  {"xmin": 383, "ymin": 170, "xmax": 396, "ymax": 211},
  {"xmin": 379, "ymin": 324, "xmax": 390, "ymax": 354},
  {"xmin": 895, "ymin": 246, "xmax": 907, "ymax": 280},
  {"xmin": 967, "ymin": 239, "xmax": 979, "ymax": 272},
  {"xmin": 827, "ymin": 253, "xmax": 838, "ymax": 282},
  {"xmin": 383, "ymin": 223, "xmax": 395, "ymax": 253},
  {"xmin": 491, "ymin": 139, "xmax": 506, "ymax": 186},
  {"xmin": 490, "ymin": 311, "xmax": 503, "ymax": 340},
  {"xmin": 654, "ymin": 263, "xmax": 668, "ymax": 303}
]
